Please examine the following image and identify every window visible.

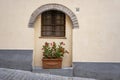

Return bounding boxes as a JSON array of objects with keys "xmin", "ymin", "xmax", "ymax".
[{"xmin": 41, "ymin": 10, "xmax": 65, "ymax": 37}]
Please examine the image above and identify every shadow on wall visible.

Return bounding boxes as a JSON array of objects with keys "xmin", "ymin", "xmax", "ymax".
[{"xmin": 0, "ymin": 50, "xmax": 33, "ymax": 71}]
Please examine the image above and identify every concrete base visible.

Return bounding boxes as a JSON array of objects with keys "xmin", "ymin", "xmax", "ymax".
[
  {"xmin": 0, "ymin": 50, "xmax": 33, "ymax": 71},
  {"xmin": 32, "ymin": 66, "xmax": 73, "ymax": 77},
  {"xmin": 33, "ymin": 62, "xmax": 120, "ymax": 79},
  {"xmin": 73, "ymin": 62, "xmax": 120, "ymax": 80},
  {"xmin": 0, "ymin": 50, "xmax": 120, "ymax": 79}
]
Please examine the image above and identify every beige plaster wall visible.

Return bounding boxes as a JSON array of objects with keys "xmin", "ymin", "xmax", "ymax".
[
  {"xmin": 34, "ymin": 15, "xmax": 72, "ymax": 67},
  {"xmin": 73, "ymin": 0, "xmax": 120, "ymax": 62},
  {"xmin": 0, "ymin": 0, "xmax": 120, "ymax": 63},
  {"xmin": 0, "ymin": 0, "xmax": 34, "ymax": 49}
]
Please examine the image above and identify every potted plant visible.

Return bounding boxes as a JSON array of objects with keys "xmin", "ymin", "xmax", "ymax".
[{"xmin": 42, "ymin": 42, "xmax": 69, "ymax": 69}]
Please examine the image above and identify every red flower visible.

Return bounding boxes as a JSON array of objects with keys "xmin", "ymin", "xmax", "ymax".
[
  {"xmin": 53, "ymin": 42, "xmax": 56, "ymax": 46},
  {"xmin": 60, "ymin": 42, "xmax": 63, "ymax": 45},
  {"xmin": 45, "ymin": 42, "xmax": 49, "ymax": 46},
  {"xmin": 42, "ymin": 42, "xmax": 69, "ymax": 59}
]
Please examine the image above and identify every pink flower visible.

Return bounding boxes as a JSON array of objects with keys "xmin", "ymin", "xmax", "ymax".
[
  {"xmin": 60, "ymin": 42, "xmax": 65, "ymax": 45},
  {"xmin": 50, "ymin": 43, "xmax": 52, "ymax": 46}
]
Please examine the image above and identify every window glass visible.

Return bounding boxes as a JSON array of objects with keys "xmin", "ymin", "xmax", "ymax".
[{"xmin": 41, "ymin": 10, "xmax": 65, "ymax": 37}]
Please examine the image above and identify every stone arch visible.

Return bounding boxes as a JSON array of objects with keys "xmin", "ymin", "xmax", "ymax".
[{"xmin": 28, "ymin": 3, "xmax": 79, "ymax": 29}]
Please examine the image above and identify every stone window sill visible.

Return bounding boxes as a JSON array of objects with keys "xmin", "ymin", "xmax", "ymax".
[{"xmin": 39, "ymin": 36, "xmax": 67, "ymax": 39}]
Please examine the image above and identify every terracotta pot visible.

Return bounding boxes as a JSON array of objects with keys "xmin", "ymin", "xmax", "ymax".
[{"xmin": 42, "ymin": 58, "xmax": 62, "ymax": 69}]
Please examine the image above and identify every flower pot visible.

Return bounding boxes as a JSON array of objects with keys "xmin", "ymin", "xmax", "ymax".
[{"xmin": 42, "ymin": 58, "xmax": 62, "ymax": 69}]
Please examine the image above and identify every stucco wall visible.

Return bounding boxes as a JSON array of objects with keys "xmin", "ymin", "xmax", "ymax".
[
  {"xmin": 73, "ymin": 0, "xmax": 120, "ymax": 62},
  {"xmin": 0, "ymin": 0, "xmax": 120, "ymax": 63},
  {"xmin": 0, "ymin": 0, "xmax": 34, "ymax": 49}
]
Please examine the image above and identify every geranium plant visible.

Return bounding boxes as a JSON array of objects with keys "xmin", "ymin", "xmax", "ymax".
[{"xmin": 42, "ymin": 42, "xmax": 69, "ymax": 59}]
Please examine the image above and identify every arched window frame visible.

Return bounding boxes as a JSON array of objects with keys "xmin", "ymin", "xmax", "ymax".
[{"xmin": 41, "ymin": 10, "xmax": 66, "ymax": 38}]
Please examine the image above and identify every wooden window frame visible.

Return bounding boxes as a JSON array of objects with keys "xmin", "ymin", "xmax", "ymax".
[{"xmin": 41, "ymin": 10, "xmax": 66, "ymax": 38}]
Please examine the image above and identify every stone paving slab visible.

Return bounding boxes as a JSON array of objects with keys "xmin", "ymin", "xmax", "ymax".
[{"xmin": 0, "ymin": 68, "xmax": 96, "ymax": 80}]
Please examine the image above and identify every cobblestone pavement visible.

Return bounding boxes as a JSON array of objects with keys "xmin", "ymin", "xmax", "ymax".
[{"xmin": 0, "ymin": 68, "xmax": 96, "ymax": 80}]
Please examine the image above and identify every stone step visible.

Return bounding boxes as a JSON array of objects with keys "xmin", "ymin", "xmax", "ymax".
[{"xmin": 32, "ymin": 67, "xmax": 73, "ymax": 77}]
